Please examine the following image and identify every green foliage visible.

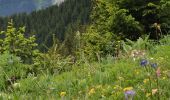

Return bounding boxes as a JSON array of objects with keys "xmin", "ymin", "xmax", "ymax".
[
  {"xmin": 0, "ymin": 20, "xmax": 39, "ymax": 63},
  {"xmin": 0, "ymin": 52, "xmax": 27, "ymax": 90},
  {"xmin": 80, "ymin": 26, "xmax": 114, "ymax": 60},
  {"xmin": 122, "ymin": 36, "xmax": 150, "ymax": 53},
  {"xmin": 0, "ymin": 42, "xmax": 169, "ymax": 99},
  {"xmin": 34, "ymin": 39, "xmax": 74, "ymax": 74},
  {"xmin": 160, "ymin": 0, "xmax": 170, "ymax": 33},
  {"xmin": 0, "ymin": 0, "xmax": 91, "ymax": 51},
  {"xmin": 159, "ymin": 35, "xmax": 170, "ymax": 45},
  {"xmin": 91, "ymin": 0, "xmax": 142, "ymax": 40}
]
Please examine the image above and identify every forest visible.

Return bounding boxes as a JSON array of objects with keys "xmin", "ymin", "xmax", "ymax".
[{"xmin": 0, "ymin": 0, "xmax": 170, "ymax": 99}]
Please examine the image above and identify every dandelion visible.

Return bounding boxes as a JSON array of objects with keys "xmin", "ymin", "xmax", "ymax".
[
  {"xmin": 60, "ymin": 92, "xmax": 66, "ymax": 97},
  {"xmin": 140, "ymin": 59, "xmax": 148, "ymax": 66},
  {"xmin": 143, "ymin": 79, "xmax": 149, "ymax": 84},
  {"xmin": 123, "ymin": 87, "xmax": 133, "ymax": 92},
  {"xmin": 151, "ymin": 63, "xmax": 158, "ymax": 69},
  {"xmin": 156, "ymin": 67, "xmax": 161, "ymax": 77},
  {"xmin": 88, "ymin": 88, "xmax": 95, "ymax": 95},
  {"xmin": 124, "ymin": 90, "xmax": 135, "ymax": 100}
]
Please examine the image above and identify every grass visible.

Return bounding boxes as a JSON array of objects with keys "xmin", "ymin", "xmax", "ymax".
[{"xmin": 0, "ymin": 42, "xmax": 170, "ymax": 100}]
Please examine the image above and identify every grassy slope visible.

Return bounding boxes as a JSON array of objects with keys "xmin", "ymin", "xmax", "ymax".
[{"xmin": 1, "ymin": 45, "xmax": 170, "ymax": 99}]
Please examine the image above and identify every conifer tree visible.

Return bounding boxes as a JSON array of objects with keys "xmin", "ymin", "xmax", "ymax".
[{"xmin": 0, "ymin": 20, "xmax": 39, "ymax": 63}]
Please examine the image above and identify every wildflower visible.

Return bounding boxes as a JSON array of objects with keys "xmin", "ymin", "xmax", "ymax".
[
  {"xmin": 146, "ymin": 93, "xmax": 151, "ymax": 97},
  {"xmin": 124, "ymin": 90, "xmax": 135, "ymax": 100},
  {"xmin": 123, "ymin": 87, "xmax": 133, "ymax": 92},
  {"xmin": 88, "ymin": 88, "xmax": 95, "ymax": 95},
  {"xmin": 156, "ymin": 67, "xmax": 161, "ymax": 77},
  {"xmin": 12, "ymin": 83, "xmax": 20, "ymax": 88},
  {"xmin": 140, "ymin": 59, "xmax": 148, "ymax": 66},
  {"xmin": 151, "ymin": 63, "xmax": 158, "ymax": 69},
  {"xmin": 152, "ymin": 89, "xmax": 158, "ymax": 95},
  {"xmin": 60, "ymin": 92, "xmax": 66, "ymax": 97},
  {"xmin": 143, "ymin": 79, "xmax": 149, "ymax": 84},
  {"xmin": 162, "ymin": 77, "xmax": 166, "ymax": 80},
  {"xmin": 101, "ymin": 94, "xmax": 105, "ymax": 98},
  {"xmin": 150, "ymin": 58, "xmax": 154, "ymax": 60},
  {"xmin": 134, "ymin": 70, "xmax": 139, "ymax": 75}
]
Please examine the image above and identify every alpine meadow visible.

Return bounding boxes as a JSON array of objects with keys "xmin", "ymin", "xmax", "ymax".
[{"xmin": 0, "ymin": 0, "xmax": 170, "ymax": 99}]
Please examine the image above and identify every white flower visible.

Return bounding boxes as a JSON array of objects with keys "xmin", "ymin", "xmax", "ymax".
[{"xmin": 13, "ymin": 83, "xmax": 20, "ymax": 88}]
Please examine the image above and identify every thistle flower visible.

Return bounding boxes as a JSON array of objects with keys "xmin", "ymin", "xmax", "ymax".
[
  {"xmin": 124, "ymin": 90, "xmax": 135, "ymax": 100},
  {"xmin": 140, "ymin": 59, "xmax": 148, "ymax": 66}
]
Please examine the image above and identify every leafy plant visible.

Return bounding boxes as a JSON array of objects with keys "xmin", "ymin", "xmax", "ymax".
[{"xmin": 122, "ymin": 35, "xmax": 155, "ymax": 53}]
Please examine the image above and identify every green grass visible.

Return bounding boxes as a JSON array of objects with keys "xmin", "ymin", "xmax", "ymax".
[{"xmin": 0, "ymin": 45, "xmax": 170, "ymax": 100}]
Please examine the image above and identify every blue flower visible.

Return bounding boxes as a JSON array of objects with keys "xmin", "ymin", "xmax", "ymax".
[
  {"xmin": 140, "ymin": 59, "xmax": 148, "ymax": 66},
  {"xmin": 151, "ymin": 63, "xmax": 158, "ymax": 69},
  {"xmin": 124, "ymin": 90, "xmax": 135, "ymax": 100}
]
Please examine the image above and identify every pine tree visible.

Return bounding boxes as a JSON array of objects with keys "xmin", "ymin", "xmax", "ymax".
[{"xmin": 0, "ymin": 19, "xmax": 39, "ymax": 63}]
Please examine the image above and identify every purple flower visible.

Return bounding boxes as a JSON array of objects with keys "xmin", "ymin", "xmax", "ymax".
[
  {"xmin": 151, "ymin": 63, "xmax": 158, "ymax": 69},
  {"xmin": 124, "ymin": 90, "xmax": 135, "ymax": 100},
  {"xmin": 140, "ymin": 59, "xmax": 148, "ymax": 66}
]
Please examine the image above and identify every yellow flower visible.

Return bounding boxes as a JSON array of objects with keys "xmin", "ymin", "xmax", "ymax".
[
  {"xmin": 60, "ymin": 92, "xmax": 66, "ymax": 97},
  {"xmin": 162, "ymin": 77, "xmax": 166, "ymax": 80},
  {"xmin": 123, "ymin": 87, "xmax": 133, "ymax": 92},
  {"xmin": 143, "ymin": 79, "xmax": 149, "ymax": 84},
  {"xmin": 88, "ymin": 88, "xmax": 95, "ymax": 95},
  {"xmin": 146, "ymin": 93, "xmax": 151, "ymax": 97},
  {"xmin": 134, "ymin": 69, "xmax": 140, "ymax": 75}
]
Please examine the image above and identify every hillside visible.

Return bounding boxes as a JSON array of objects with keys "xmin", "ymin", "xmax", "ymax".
[
  {"xmin": 0, "ymin": 34, "xmax": 170, "ymax": 99},
  {"xmin": 0, "ymin": 0, "xmax": 170, "ymax": 99}
]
